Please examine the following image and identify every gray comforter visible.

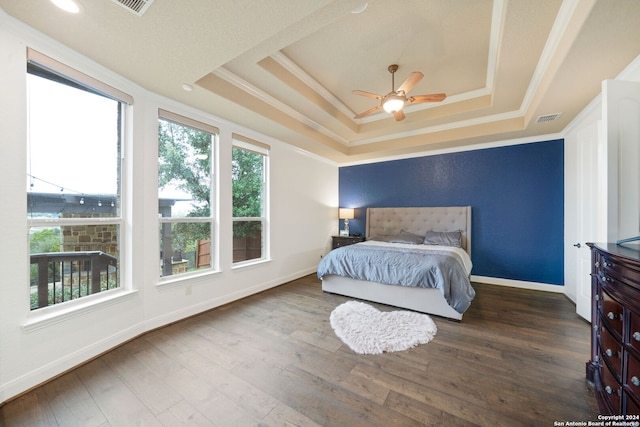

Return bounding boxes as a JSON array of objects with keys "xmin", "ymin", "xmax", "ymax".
[{"xmin": 317, "ymin": 241, "xmax": 475, "ymax": 313}]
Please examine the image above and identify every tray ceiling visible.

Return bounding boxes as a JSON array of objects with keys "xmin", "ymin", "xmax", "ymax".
[{"xmin": 1, "ymin": 0, "xmax": 640, "ymax": 163}]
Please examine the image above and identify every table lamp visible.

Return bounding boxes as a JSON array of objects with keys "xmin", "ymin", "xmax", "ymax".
[{"xmin": 339, "ymin": 208, "xmax": 355, "ymax": 236}]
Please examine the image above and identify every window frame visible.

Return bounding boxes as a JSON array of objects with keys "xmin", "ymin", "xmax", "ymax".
[
  {"xmin": 26, "ymin": 48, "xmax": 131, "ymax": 311},
  {"xmin": 231, "ymin": 134, "xmax": 270, "ymax": 267},
  {"xmin": 157, "ymin": 109, "xmax": 219, "ymax": 281}
]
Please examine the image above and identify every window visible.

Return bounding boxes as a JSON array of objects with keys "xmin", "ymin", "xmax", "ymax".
[
  {"xmin": 158, "ymin": 110, "xmax": 218, "ymax": 277},
  {"xmin": 26, "ymin": 49, "xmax": 131, "ymax": 310},
  {"xmin": 232, "ymin": 134, "xmax": 269, "ymax": 264}
]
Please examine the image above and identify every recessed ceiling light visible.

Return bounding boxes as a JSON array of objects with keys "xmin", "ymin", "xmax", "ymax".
[
  {"xmin": 351, "ymin": 2, "xmax": 368, "ymax": 14},
  {"xmin": 51, "ymin": 0, "xmax": 81, "ymax": 13},
  {"xmin": 182, "ymin": 84, "xmax": 193, "ymax": 92}
]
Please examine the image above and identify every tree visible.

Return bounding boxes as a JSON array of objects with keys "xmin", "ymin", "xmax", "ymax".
[
  {"xmin": 29, "ymin": 228, "xmax": 62, "ymax": 295},
  {"xmin": 30, "ymin": 228, "xmax": 61, "ymax": 254},
  {"xmin": 158, "ymin": 120, "xmax": 211, "ymax": 207},
  {"xmin": 231, "ymin": 147, "xmax": 264, "ymax": 262},
  {"xmin": 158, "ymin": 120, "xmax": 264, "ymax": 258},
  {"xmin": 232, "ymin": 148, "xmax": 263, "ymax": 217},
  {"xmin": 158, "ymin": 120, "xmax": 212, "ymax": 253}
]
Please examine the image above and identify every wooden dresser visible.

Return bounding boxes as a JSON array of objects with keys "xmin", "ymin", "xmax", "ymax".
[{"xmin": 587, "ymin": 243, "xmax": 640, "ymax": 415}]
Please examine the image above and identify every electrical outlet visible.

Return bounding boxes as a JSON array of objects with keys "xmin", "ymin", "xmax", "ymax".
[{"xmin": 185, "ymin": 285, "xmax": 192, "ymax": 295}]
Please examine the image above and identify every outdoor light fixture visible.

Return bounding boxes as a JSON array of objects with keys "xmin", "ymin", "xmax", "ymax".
[{"xmin": 339, "ymin": 208, "xmax": 355, "ymax": 236}]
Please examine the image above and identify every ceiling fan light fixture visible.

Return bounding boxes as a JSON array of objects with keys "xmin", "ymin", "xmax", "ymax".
[
  {"xmin": 383, "ymin": 96, "xmax": 404, "ymax": 113},
  {"xmin": 353, "ymin": 64, "xmax": 444, "ymax": 121}
]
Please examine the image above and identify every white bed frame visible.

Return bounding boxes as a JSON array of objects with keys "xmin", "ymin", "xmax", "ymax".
[{"xmin": 321, "ymin": 206, "xmax": 472, "ymax": 320}]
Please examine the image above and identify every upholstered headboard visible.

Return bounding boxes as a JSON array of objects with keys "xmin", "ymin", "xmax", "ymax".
[{"xmin": 365, "ymin": 206, "xmax": 472, "ymax": 256}]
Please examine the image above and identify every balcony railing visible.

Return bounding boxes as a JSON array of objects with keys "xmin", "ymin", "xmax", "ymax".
[{"xmin": 30, "ymin": 251, "xmax": 118, "ymax": 310}]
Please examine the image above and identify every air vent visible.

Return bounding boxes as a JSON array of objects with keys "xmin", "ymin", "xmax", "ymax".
[
  {"xmin": 536, "ymin": 113, "xmax": 562, "ymax": 124},
  {"xmin": 111, "ymin": 0, "xmax": 155, "ymax": 16}
]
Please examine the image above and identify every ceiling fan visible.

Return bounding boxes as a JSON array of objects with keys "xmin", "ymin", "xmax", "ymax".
[{"xmin": 352, "ymin": 64, "xmax": 446, "ymax": 121}]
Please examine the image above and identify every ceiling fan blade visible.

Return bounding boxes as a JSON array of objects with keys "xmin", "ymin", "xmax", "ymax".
[
  {"xmin": 397, "ymin": 72, "xmax": 423, "ymax": 94},
  {"xmin": 352, "ymin": 90, "xmax": 383, "ymax": 100},
  {"xmin": 354, "ymin": 104, "xmax": 382, "ymax": 119},
  {"xmin": 408, "ymin": 93, "xmax": 447, "ymax": 104},
  {"xmin": 393, "ymin": 109, "xmax": 406, "ymax": 121}
]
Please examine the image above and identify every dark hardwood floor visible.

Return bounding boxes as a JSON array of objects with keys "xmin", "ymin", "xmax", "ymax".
[{"xmin": 0, "ymin": 275, "xmax": 597, "ymax": 426}]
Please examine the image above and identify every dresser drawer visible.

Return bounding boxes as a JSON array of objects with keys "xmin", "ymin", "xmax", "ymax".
[
  {"xmin": 602, "ymin": 255, "xmax": 640, "ymax": 290},
  {"xmin": 599, "ymin": 325, "xmax": 623, "ymax": 379},
  {"xmin": 600, "ymin": 287, "xmax": 624, "ymax": 337},
  {"xmin": 625, "ymin": 392, "xmax": 640, "ymax": 416},
  {"xmin": 629, "ymin": 312, "xmax": 640, "ymax": 352},
  {"xmin": 626, "ymin": 354, "xmax": 640, "ymax": 402},
  {"xmin": 601, "ymin": 363, "xmax": 622, "ymax": 413}
]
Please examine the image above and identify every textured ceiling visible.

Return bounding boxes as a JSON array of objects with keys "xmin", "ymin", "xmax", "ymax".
[{"xmin": 2, "ymin": 0, "xmax": 640, "ymax": 163}]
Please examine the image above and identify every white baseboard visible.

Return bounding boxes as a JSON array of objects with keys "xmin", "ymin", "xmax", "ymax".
[
  {"xmin": 0, "ymin": 323, "xmax": 144, "ymax": 404},
  {"xmin": 471, "ymin": 275, "xmax": 564, "ymax": 293}
]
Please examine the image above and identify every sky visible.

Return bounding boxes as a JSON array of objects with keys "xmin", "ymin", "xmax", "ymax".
[
  {"xmin": 27, "ymin": 73, "xmax": 199, "ymax": 218},
  {"xmin": 27, "ymin": 73, "xmax": 119, "ymax": 195}
]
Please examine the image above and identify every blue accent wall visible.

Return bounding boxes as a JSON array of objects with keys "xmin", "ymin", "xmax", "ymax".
[{"xmin": 339, "ymin": 139, "xmax": 564, "ymax": 285}]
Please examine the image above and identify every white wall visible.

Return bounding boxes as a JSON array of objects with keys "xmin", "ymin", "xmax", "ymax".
[
  {"xmin": 603, "ymin": 78, "xmax": 640, "ymax": 243},
  {"xmin": 0, "ymin": 14, "xmax": 338, "ymax": 403}
]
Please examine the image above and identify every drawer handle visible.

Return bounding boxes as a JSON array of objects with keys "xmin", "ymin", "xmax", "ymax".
[
  {"xmin": 595, "ymin": 261, "xmax": 600, "ymax": 268},
  {"xmin": 605, "ymin": 349, "xmax": 614, "ymax": 357},
  {"xmin": 605, "ymin": 385, "xmax": 613, "ymax": 394},
  {"xmin": 632, "ymin": 376, "xmax": 640, "ymax": 387},
  {"xmin": 608, "ymin": 312, "xmax": 616, "ymax": 320}
]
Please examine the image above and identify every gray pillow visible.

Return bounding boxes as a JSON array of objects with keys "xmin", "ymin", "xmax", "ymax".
[
  {"xmin": 390, "ymin": 230, "xmax": 425, "ymax": 245},
  {"xmin": 424, "ymin": 230, "xmax": 462, "ymax": 248},
  {"xmin": 368, "ymin": 235, "xmax": 394, "ymax": 242}
]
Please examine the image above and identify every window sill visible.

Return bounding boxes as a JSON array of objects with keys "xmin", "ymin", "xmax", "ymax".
[
  {"xmin": 157, "ymin": 268, "xmax": 221, "ymax": 288},
  {"xmin": 231, "ymin": 257, "xmax": 271, "ymax": 270},
  {"xmin": 23, "ymin": 289, "xmax": 139, "ymax": 333}
]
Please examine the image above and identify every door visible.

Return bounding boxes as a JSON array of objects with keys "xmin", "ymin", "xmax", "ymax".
[{"xmin": 573, "ymin": 121, "xmax": 601, "ymax": 321}]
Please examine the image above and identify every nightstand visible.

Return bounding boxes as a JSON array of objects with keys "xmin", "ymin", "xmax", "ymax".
[{"xmin": 332, "ymin": 235, "xmax": 365, "ymax": 249}]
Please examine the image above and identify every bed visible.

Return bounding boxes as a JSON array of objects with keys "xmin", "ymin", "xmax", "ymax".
[{"xmin": 318, "ymin": 206, "xmax": 474, "ymax": 320}]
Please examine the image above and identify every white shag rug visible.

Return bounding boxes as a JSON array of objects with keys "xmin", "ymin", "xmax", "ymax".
[{"xmin": 329, "ymin": 301, "xmax": 437, "ymax": 355}]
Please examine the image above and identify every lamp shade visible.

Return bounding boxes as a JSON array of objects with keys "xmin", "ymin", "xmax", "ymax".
[
  {"xmin": 383, "ymin": 95, "xmax": 405, "ymax": 113},
  {"xmin": 339, "ymin": 208, "xmax": 355, "ymax": 219}
]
